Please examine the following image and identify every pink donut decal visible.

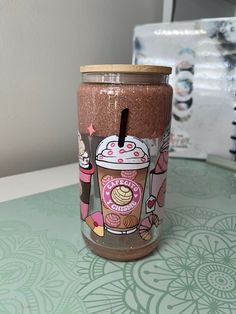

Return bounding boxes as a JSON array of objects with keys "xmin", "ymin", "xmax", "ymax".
[
  {"xmin": 101, "ymin": 175, "xmax": 114, "ymax": 186},
  {"xmin": 121, "ymin": 170, "xmax": 137, "ymax": 181},
  {"xmin": 105, "ymin": 213, "xmax": 121, "ymax": 228}
]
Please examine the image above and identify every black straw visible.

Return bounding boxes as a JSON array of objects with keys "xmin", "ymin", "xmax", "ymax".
[{"xmin": 118, "ymin": 108, "xmax": 129, "ymax": 147}]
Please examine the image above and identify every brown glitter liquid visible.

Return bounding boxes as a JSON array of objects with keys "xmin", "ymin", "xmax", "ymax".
[{"xmin": 78, "ymin": 65, "xmax": 172, "ymax": 261}]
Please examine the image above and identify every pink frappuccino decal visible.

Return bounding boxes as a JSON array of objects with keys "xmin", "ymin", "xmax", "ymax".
[
  {"xmin": 79, "ymin": 126, "xmax": 170, "ymax": 240},
  {"xmin": 79, "ymin": 132, "xmax": 105, "ymax": 236},
  {"xmin": 96, "ymin": 135, "xmax": 150, "ymax": 235},
  {"xmin": 141, "ymin": 126, "xmax": 170, "ymax": 239},
  {"xmin": 79, "ymin": 133, "xmax": 94, "ymax": 220}
]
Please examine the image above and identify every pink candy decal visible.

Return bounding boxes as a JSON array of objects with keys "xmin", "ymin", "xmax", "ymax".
[
  {"xmin": 127, "ymin": 143, "xmax": 134, "ymax": 149},
  {"xmin": 103, "ymin": 178, "xmax": 141, "ymax": 215},
  {"xmin": 91, "ymin": 211, "xmax": 103, "ymax": 226}
]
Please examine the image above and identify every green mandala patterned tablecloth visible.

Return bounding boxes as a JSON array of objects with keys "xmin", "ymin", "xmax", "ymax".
[{"xmin": 0, "ymin": 159, "xmax": 236, "ymax": 314}]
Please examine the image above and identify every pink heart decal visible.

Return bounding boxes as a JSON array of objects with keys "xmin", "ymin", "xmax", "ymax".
[{"xmin": 147, "ymin": 199, "xmax": 155, "ymax": 208}]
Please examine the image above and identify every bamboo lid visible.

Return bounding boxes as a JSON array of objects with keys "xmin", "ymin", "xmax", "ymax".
[{"xmin": 80, "ymin": 64, "xmax": 172, "ymax": 75}]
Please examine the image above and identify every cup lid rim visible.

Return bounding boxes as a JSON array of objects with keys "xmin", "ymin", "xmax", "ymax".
[{"xmin": 80, "ymin": 64, "xmax": 172, "ymax": 75}]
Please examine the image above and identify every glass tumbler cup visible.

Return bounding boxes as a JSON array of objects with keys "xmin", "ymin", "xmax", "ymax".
[{"xmin": 77, "ymin": 64, "xmax": 172, "ymax": 261}]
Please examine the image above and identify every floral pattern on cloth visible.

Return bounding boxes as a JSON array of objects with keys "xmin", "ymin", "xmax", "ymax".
[
  {"xmin": 76, "ymin": 206, "xmax": 236, "ymax": 314},
  {"xmin": 0, "ymin": 159, "xmax": 235, "ymax": 313}
]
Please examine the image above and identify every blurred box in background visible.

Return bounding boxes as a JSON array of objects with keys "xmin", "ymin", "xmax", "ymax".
[{"xmin": 133, "ymin": 17, "xmax": 236, "ymax": 160}]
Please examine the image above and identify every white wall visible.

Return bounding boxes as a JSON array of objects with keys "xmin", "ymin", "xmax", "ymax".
[{"xmin": 0, "ymin": 0, "xmax": 163, "ymax": 177}]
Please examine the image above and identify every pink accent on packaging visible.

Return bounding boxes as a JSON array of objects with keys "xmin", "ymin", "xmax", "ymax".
[
  {"xmin": 80, "ymin": 165, "xmax": 94, "ymax": 183},
  {"xmin": 80, "ymin": 201, "xmax": 89, "ymax": 220},
  {"xmin": 154, "ymin": 151, "xmax": 169, "ymax": 174}
]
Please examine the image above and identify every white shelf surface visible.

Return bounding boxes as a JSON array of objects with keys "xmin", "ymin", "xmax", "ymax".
[{"xmin": 0, "ymin": 163, "xmax": 78, "ymax": 203}]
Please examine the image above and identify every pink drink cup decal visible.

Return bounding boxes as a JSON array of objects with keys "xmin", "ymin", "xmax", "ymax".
[{"xmin": 96, "ymin": 135, "xmax": 150, "ymax": 234}]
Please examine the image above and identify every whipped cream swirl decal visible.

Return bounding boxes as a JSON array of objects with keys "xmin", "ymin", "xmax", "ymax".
[
  {"xmin": 96, "ymin": 136, "xmax": 150, "ymax": 170},
  {"xmin": 79, "ymin": 135, "xmax": 90, "ymax": 169},
  {"xmin": 96, "ymin": 135, "xmax": 150, "ymax": 234}
]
